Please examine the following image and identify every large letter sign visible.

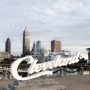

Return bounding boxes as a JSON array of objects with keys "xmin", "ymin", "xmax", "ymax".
[{"xmin": 10, "ymin": 52, "xmax": 80, "ymax": 80}]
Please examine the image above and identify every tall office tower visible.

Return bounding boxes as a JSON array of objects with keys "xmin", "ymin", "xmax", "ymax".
[
  {"xmin": 5, "ymin": 38, "xmax": 11, "ymax": 55},
  {"xmin": 32, "ymin": 41, "xmax": 35, "ymax": 52},
  {"xmin": 51, "ymin": 40, "xmax": 61, "ymax": 52},
  {"xmin": 23, "ymin": 27, "xmax": 30, "ymax": 55},
  {"xmin": 35, "ymin": 40, "xmax": 41, "ymax": 54}
]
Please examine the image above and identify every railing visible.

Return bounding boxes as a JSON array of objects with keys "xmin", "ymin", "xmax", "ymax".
[
  {"xmin": 53, "ymin": 66, "xmax": 90, "ymax": 76},
  {"xmin": 0, "ymin": 64, "xmax": 90, "ymax": 80}
]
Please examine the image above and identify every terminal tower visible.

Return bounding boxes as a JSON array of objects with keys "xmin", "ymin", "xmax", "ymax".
[{"xmin": 22, "ymin": 27, "xmax": 30, "ymax": 55}]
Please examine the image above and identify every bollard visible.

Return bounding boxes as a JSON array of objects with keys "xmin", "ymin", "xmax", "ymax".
[
  {"xmin": 77, "ymin": 69, "xmax": 80, "ymax": 75},
  {"xmin": 88, "ymin": 69, "xmax": 90, "ymax": 74},
  {"xmin": 88, "ymin": 67, "xmax": 90, "ymax": 74},
  {"xmin": 2, "ymin": 69, "xmax": 9, "ymax": 80},
  {"xmin": 60, "ymin": 67, "xmax": 64, "ymax": 76},
  {"xmin": 80, "ymin": 67, "xmax": 84, "ymax": 75}
]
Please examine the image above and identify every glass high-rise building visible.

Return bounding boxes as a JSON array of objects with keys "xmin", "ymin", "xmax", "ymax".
[{"xmin": 35, "ymin": 40, "xmax": 41, "ymax": 54}]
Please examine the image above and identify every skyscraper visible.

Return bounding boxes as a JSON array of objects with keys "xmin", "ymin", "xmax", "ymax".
[
  {"xmin": 32, "ymin": 41, "xmax": 35, "ymax": 52},
  {"xmin": 23, "ymin": 27, "xmax": 30, "ymax": 55},
  {"xmin": 51, "ymin": 40, "xmax": 61, "ymax": 52},
  {"xmin": 35, "ymin": 40, "xmax": 41, "ymax": 54},
  {"xmin": 5, "ymin": 38, "xmax": 11, "ymax": 55}
]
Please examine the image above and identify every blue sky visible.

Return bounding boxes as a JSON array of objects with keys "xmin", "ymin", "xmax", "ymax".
[{"xmin": 0, "ymin": 0, "xmax": 90, "ymax": 55}]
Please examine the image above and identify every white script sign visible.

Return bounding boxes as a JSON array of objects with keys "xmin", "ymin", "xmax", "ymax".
[{"xmin": 10, "ymin": 52, "xmax": 80, "ymax": 80}]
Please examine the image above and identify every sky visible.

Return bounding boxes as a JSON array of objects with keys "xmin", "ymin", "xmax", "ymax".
[{"xmin": 0, "ymin": 0, "xmax": 90, "ymax": 56}]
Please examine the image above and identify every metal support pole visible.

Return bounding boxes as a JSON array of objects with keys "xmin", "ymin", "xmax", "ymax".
[
  {"xmin": 80, "ymin": 67, "xmax": 84, "ymax": 75},
  {"xmin": 60, "ymin": 67, "xmax": 64, "ymax": 76}
]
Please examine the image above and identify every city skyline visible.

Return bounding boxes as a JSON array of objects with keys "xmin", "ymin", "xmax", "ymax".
[{"xmin": 0, "ymin": 0, "xmax": 90, "ymax": 55}]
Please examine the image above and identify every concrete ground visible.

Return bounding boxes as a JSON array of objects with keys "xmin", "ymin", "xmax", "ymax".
[
  {"xmin": 54, "ymin": 75, "xmax": 90, "ymax": 90},
  {"xmin": 0, "ymin": 75, "xmax": 90, "ymax": 90},
  {"xmin": 0, "ymin": 79, "xmax": 14, "ymax": 90}
]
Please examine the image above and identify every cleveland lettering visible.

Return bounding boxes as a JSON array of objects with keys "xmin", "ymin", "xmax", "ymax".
[{"xmin": 10, "ymin": 52, "xmax": 80, "ymax": 80}]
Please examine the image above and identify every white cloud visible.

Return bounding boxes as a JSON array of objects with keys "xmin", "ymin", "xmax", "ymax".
[{"xmin": 0, "ymin": 0, "xmax": 90, "ymax": 55}]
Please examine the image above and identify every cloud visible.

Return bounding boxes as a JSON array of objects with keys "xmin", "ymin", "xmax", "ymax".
[{"xmin": 0, "ymin": 0, "xmax": 90, "ymax": 55}]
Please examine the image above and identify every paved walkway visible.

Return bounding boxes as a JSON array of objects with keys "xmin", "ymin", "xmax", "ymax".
[
  {"xmin": 54, "ymin": 75, "xmax": 90, "ymax": 90},
  {"xmin": 0, "ymin": 75, "xmax": 90, "ymax": 90},
  {"xmin": 0, "ymin": 79, "xmax": 14, "ymax": 90}
]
